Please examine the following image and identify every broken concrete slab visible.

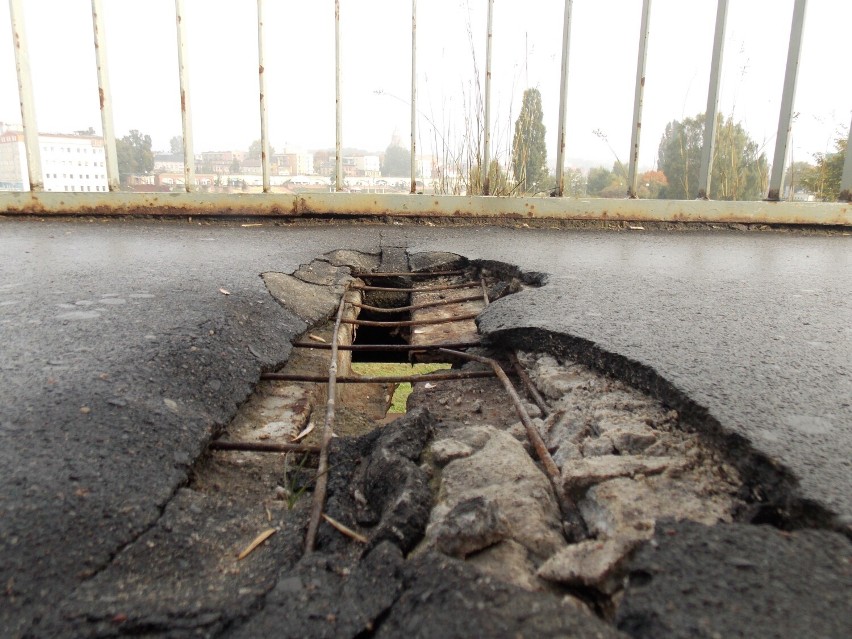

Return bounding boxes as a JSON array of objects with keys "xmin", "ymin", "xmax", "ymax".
[
  {"xmin": 324, "ymin": 249, "xmax": 380, "ymax": 272},
  {"xmin": 616, "ymin": 521, "xmax": 852, "ymax": 639},
  {"xmin": 292, "ymin": 259, "xmax": 353, "ymax": 289},
  {"xmin": 538, "ymin": 537, "xmax": 640, "ymax": 592},
  {"xmin": 562, "ymin": 455, "xmax": 677, "ymax": 494},
  {"xmin": 263, "ymin": 272, "xmax": 342, "ymax": 325},
  {"xmin": 408, "ymin": 251, "xmax": 468, "ymax": 273}
]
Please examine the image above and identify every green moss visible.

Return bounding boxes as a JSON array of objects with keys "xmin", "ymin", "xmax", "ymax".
[{"xmin": 350, "ymin": 362, "xmax": 451, "ymax": 413}]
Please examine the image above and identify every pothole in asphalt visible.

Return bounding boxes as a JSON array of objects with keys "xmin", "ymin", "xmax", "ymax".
[{"xmin": 58, "ymin": 248, "xmax": 842, "ymax": 638}]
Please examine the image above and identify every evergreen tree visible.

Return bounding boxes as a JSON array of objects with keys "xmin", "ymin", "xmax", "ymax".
[
  {"xmin": 512, "ymin": 88, "xmax": 548, "ymax": 193},
  {"xmin": 116, "ymin": 130, "xmax": 153, "ymax": 185}
]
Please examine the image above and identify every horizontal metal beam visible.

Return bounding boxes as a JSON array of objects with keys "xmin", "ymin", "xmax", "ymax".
[{"xmin": 0, "ymin": 192, "xmax": 848, "ymax": 226}]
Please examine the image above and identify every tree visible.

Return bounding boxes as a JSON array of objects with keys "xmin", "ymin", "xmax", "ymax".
[
  {"xmin": 801, "ymin": 133, "xmax": 847, "ymax": 201},
  {"xmin": 115, "ymin": 130, "xmax": 153, "ymax": 185},
  {"xmin": 169, "ymin": 136, "xmax": 183, "ymax": 155},
  {"xmin": 382, "ymin": 144, "xmax": 411, "ymax": 177},
  {"xmin": 248, "ymin": 139, "xmax": 274, "ymax": 160},
  {"xmin": 229, "ymin": 157, "xmax": 241, "ymax": 174},
  {"xmin": 657, "ymin": 113, "xmax": 768, "ymax": 200},
  {"xmin": 561, "ymin": 167, "xmax": 586, "ymax": 197},
  {"xmin": 637, "ymin": 170, "xmax": 668, "ymax": 199},
  {"xmin": 511, "ymin": 88, "xmax": 547, "ymax": 193},
  {"xmin": 586, "ymin": 162, "xmax": 627, "ymax": 198}
]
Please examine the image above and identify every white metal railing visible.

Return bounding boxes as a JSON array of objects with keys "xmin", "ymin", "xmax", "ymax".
[{"xmin": 3, "ymin": 0, "xmax": 851, "ymax": 222}]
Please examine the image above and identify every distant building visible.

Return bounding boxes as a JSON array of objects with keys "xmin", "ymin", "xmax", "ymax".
[
  {"xmin": 274, "ymin": 152, "xmax": 314, "ymax": 176},
  {"xmin": 0, "ymin": 128, "xmax": 109, "ymax": 192}
]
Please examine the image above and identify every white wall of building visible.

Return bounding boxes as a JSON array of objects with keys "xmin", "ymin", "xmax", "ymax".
[{"xmin": 0, "ymin": 132, "xmax": 110, "ymax": 192}]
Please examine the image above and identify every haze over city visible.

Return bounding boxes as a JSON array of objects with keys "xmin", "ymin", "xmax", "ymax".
[{"xmin": 1, "ymin": 0, "xmax": 849, "ymax": 172}]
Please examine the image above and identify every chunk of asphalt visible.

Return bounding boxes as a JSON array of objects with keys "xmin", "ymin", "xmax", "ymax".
[
  {"xmin": 292, "ymin": 259, "xmax": 353, "ymax": 290},
  {"xmin": 228, "ymin": 542, "xmax": 405, "ymax": 639},
  {"xmin": 407, "ymin": 251, "xmax": 468, "ymax": 273},
  {"xmin": 262, "ymin": 272, "xmax": 341, "ymax": 325},
  {"xmin": 616, "ymin": 520, "xmax": 852, "ymax": 639},
  {"xmin": 374, "ymin": 552, "xmax": 628, "ymax": 639},
  {"xmin": 324, "ymin": 249, "xmax": 380, "ymax": 273},
  {"xmin": 319, "ymin": 407, "xmax": 435, "ymax": 556}
]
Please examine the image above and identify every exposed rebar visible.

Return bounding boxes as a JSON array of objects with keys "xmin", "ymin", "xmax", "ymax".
[
  {"xmin": 509, "ymin": 351, "xmax": 549, "ymax": 417},
  {"xmin": 292, "ymin": 340, "xmax": 480, "ymax": 352},
  {"xmin": 352, "ymin": 294, "xmax": 484, "ymax": 314},
  {"xmin": 352, "ymin": 270, "xmax": 466, "ymax": 278},
  {"xmin": 262, "ymin": 370, "xmax": 496, "ymax": 384},
  {"xmin": 341, "ymin": 312, "xmax": 479, "ymax": 328},
  {"xmin": 352, "ymin": 282, "xmax": 480, "ymax": 293},
  {"xmin": 209, "ymin": 441, "xmax": 320, "ymax": 454},
  {"xmin": 438, "ymin": 348, "xmax": 586, "ymax": 541},
  {"xmin": 305, "ymin": 287, "xmax": 349, "ymax": 553}
]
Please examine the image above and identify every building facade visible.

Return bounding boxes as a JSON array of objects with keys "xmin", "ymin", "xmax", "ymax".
[{"xmin": 0, "ymin": 128, "xmax": 109, "ymax": 192}]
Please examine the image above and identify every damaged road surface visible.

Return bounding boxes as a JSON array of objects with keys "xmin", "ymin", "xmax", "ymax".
[{"xmin": 0, "ymin": 219, "xmax": 850, "ymax": 638}]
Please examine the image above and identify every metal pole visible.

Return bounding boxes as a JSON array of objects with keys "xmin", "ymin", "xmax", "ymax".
[
  {"xmin": 482, "ymin": 0, "xmax": 494, "ymax": 195},
  {"xmin": 334, "ymin": 0, "xmax": 343, "ymax": 192},
  {"xmin": 410, "ymin": 0, "xmax": 417, "ymax": 194},
  {"xmin": 554, "ymin": 0, "xmax": 573, "ymax": 197},
  {"xmin": 90, "ymin": 0, "xmax": 120, "ymax": 191},
  {"xmin": 627, "ymin": 0, "xmax": 652, "ymax": 199},
  {"xmin": 839, "ymin": 114, "xmax": 852, "ymax": 202},
  {"xmin": 174, "ymin": 0, "xmax": 195, "ymax": 192},
  {"xmin": 257, "ymin": 0, "xmax": 270, "ymax": 193},
  {"xmin": 767, "ymin": 0, "xmax": 807, "ymax": 201},
  {"xmin": 8, "ymin": 0, "xmax": 42, "ymax": 191},
  {"xmin": 697, "ymin": 0, "xmax": 729, "ymax": 200}
]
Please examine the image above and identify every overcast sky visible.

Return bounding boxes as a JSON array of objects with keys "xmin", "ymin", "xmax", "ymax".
[{"xmin": 1, "ymin": 0, "xmax": 849, "ymax": 170}]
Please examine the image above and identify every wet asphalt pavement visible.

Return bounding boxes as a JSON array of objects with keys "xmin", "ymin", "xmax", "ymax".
[{"xmin": 0, "ymin": 217, "xmax": 850, "ymax": 637}]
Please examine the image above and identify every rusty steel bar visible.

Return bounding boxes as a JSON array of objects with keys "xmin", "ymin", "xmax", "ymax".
[
  {"xmin": 768, "ymin": 0, "xmax": 807, "ymax": 201},
  {"xmin": 438, "ymin": 348, "xmax": 585, "ymax": 540},
  {"xmin": 257, "ymin": 0, "xmax": 270, "ymax": 193},
  {"xmin": 554, "ymin": 0, "xmax": 574, "ymax": 197},
  {"xmin": 8, "ymin": 0, "xmax": 42, "ymax": 191},
  {"xmin": 291, "ymin": 340, "xmax": 480, "ymax": 352},
  {"xmin": 410, "ymin": 0, "xmax": 417, "ymax": 194},
  {"xmin": 481, "ymin": 278, "xmax": 490, "ymax": 305},
  {"xmin": 262, "ymin": 370, "xmax": 496, "ymax": 384},
  {"xmin": 352, "ymin": 270, "xmax": 466, "ymax": 278},
  {"xmin": 627, "ymin": 0, "xmax": 652, "ymax": 199},
  {"xmin": 341, "ymin": 312, "xmax": 479, "ymax": 328},
  {"xmin": 697, "ymin": 0, "xmax": 729, "ymax": 199},
  {"xmin": 2, "ymin": 191, "xmax": 849, "ymax": 225},
  {"xmin": 90, "ymin": 0, "xmax": 120, "ymax": 192},
  {"xmin": 352, "ymin": 281, "xmax": 480, "ymax": 293},
  {"xmin": 334, "ymin": 0, "xmax": 343, "ymax": 192},
  {"xmin": 305, "ymin": 288, "xmax": 348, "ymax": 553},
  {"xmin": 174, "ymin": 0, "xmax": 195, "ymax": 192},
  {"xmin": 509, "ymin": 352, "xmax": 549, "ymax": 417},
  {"xmin": 209, "ymin": 440, "xmax": 319, "ymax": 454},
  {"xmin": 482, "ymin": 0, "xmax": 494, "ymax": 195},
  {"xmin": 352, "ymin": 294, "xmax": 484, "ymax": 314},
  {"xmin": 840, "ymin": 114, "xmax": 852, "ymax": 202}
]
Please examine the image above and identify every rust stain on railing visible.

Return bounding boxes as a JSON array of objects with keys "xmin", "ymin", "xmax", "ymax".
[{"xmin": 1, "ymin": 192, "xmax": 849, "ymax": 226}]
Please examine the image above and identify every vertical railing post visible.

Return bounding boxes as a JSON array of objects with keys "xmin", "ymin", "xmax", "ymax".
[
  {"xmin": 627, "ymin": 0, "xmax": 652, "ymax": 199},
  {"xmin": 767, "ymin": 0, "xmax": 807, "ymax": 201},
  {"xmin": 90, "ymin": 0, "xmax": 120, "ymax": 191},
  {"xmin": 482, "ymin": 0, "xmax": 494, "ymax": 195},
  {"xmin": 839, "ymin": 115, "xmax": 852, "ymax": 202},
  {"xmin": 8, "ymin": 0, "xmax": 42, "ymax": 192},
  {"xmin": 554, "ymin": 0, "xmax": 573, "ymax": 197},
  {"xmin": 697, "ymin": 0, "xmax": 729, "ymax": 200},
  {"xmin": 334, "ymin": 0, "xmax": 343, "ymax": 192},
  {"xmin": 257, "ymin": 0, "xmax": 270, "ymax": 192},
  {"xmin": 174, "ymin": 0, "xmax": 195, "ymax": 192},
  {"xmin": 410, "ymin": 0, "xmax": 417, "ymax": 194}
]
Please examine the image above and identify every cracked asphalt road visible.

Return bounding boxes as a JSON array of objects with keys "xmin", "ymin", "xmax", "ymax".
[{"xmin": 0, "ymin": 218, "xmax": 849, "ymax": 637}]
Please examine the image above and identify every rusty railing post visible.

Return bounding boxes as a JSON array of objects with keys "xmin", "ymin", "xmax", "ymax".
[
  {"xmin": 410, "ymin": 0, "xmax": 417, "ymax": 194},
  {"xmin": 697, "ymin": 0, "xmax": 729, "ymax": 200},
  {"xmin": 767, "ymin": 0, "xmax": 807, "ymax": 201},
  {"xmin": 334, "ymin": 0, "xmax": 343, "ymax": 192},
  {"xmin": 482, "ymin": 0, "xmax": 494, "ymax": 195},
  {"xmin": 554, "ymin": 0, "xmax": 574, "ymax": 197},
  {"xmin": 8, "ymin": 0, "xmax": 42, "ymax": 192},
  {"xmin": 839, "ymin": 114, "xmax": 852, "ymax": 202},
  {"xmin": 257, "ymin": 0, "xmax": 270, "ymax": 193},
  {"xmin": 90, "ymin": 0, "xmax": 120, "ymax": 192},
  {"xmin": 174, "ymin": 0, "xmax": 196, "ymax": 192},
  {"xmin": 627, "ymin": 0, "xmax": 652, "ymax": 199}
]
